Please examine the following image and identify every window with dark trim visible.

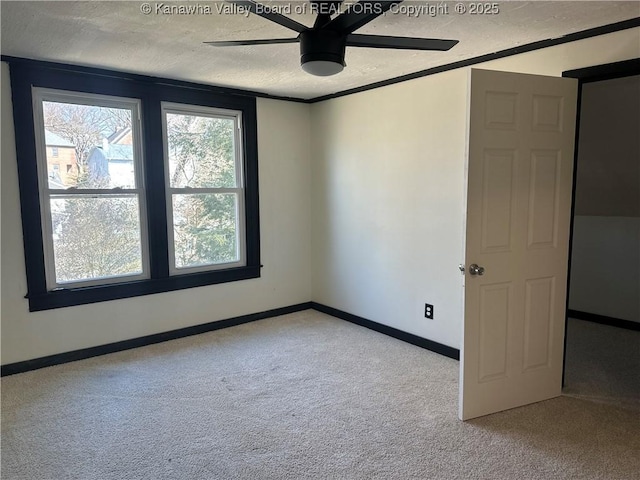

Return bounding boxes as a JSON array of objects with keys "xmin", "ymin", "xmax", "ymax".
[{"xmin": 8, "ymin": 60, "xmax": 260, "ymax": 311}]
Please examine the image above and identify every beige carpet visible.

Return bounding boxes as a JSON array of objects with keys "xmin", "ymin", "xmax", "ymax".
[
  {"xmin": 2, "ymin": 310, "xmax": 639, "ymax": 479},
  {"xmin": 563, "ymin": 317, "xmax": 640, "ymax": 411}
]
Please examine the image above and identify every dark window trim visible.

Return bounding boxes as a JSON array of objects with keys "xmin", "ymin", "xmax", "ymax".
[
  {"xmin": 0, "ymin": 55, "xmax": 308, "ymax": 104},
  {"xmin": 6, "ymin": 59, "xmax": 260, "ymax": 311}
]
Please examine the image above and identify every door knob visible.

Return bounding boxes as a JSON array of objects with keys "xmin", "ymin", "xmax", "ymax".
[{"xmin": 469, "ymin": 264, "xmax": 485, "ymax": 276}]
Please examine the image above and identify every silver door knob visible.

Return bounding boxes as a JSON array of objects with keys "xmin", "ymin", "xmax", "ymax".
[{"xmin": 469, "ymin": 264, "xmax": 485, "ymax": 276}]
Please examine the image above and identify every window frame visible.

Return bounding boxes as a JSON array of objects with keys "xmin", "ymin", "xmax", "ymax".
[
  {"xmin": 8, "ymin": 60, "xmax": 261, "ymax": 312},
  {"xmin": 33, "ymin": 88, "xmax": 150, "ymax": 289},
  {"xmin": 161, "ymin": 102, "xmax": 246, "ymax": 275}
]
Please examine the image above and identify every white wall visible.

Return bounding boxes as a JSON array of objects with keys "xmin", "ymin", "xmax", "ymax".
[
  {"xmin": 572, "ymin": 76, "xmax": 640, "ymax": 218},
  {"xmin": 1, "ymin": 62, "xmax": 312, "ymax": 365},
  {"xmin": 311, "ymin": 28, "xmax": 640, "ymax": 349},
  {"xmin": 311, "ymin": 69, "xmax": 469, "ymax": 349},
  {"xmin": 3, "ymin": 28, "xmax": 640, "ymax": 364},
  {"xmin": 569, "ymin": 216, "xmax": 639, "ymax": 322},
  {"xmin": 568, "ymin": 75, "xmax": 640, "ymax": 322}
]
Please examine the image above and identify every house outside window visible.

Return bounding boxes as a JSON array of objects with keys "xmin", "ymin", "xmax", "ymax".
[
  {"xmin": 44, "ymin": 130, "xmax": 76, "ymax": 186},
  {"xmin": 34, "ymin": 90, "xmax": 148, "ymax": 289}
]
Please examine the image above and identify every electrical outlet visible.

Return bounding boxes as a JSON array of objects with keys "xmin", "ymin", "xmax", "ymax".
[{"xmin": 424, "ymin": 303, "xmax": 434, "ymax": 319}]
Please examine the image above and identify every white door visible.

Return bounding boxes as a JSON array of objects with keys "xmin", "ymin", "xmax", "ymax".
[{"xmin": 459, "ymin": 69, "xmax": 578, "ymax": 420}]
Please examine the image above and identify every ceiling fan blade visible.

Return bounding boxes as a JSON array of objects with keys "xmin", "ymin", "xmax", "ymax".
[
  {"xmin": 325, "ymin": 0, "xmax": 403, "ymax": 34},
  {"xmin": 227, "ymin": 0, "xmax": 307, "ymax": 33},
  {"xmin": 205, "ymin": 38, "xmax": 299, "ymax": 47},
  {"xmin": 346, "ymin": 34, "xmax": 458, "ymax": 51}
]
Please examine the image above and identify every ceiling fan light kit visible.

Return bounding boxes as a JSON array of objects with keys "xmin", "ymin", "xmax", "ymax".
[
  {"xmin": 301, "ymin": 60, "xmax": 345, "ymax": 76},
  {"xmin": 205, "ymin": 0, "xmax": 459, "ymax": 77}
]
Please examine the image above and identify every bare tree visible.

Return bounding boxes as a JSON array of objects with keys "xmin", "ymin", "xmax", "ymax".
[
  {"xmin": 43, "ymin": 101, "xmax": 131, "ymax": 170},
  {"xmin": 44, "ymin": 101, "xmax": 140, "ymax": 282},
  {"xmin": 51, "ymin": 197, "xmax": 142, "ymax": 282}
]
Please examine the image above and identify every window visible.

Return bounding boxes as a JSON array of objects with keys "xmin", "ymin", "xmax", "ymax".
[
  {"xmin": 9, "ymin": 60, "xmax": 260, "ymax": 311},
  {"xmin": 34, "ymin": 90, "xmax": 148, "ymax": 289},
  {"xmin": 162, "ymin": 104, "xmax": 245, "ymax": 273},
  {"xmin": 51, "ymin": 146, "xmax": 58, "ymax": 157}
]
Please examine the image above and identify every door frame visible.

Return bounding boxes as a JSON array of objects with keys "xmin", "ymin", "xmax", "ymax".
[{"xmin": 561, "ymin": 58, "xmax": 640, "ymax": 385}]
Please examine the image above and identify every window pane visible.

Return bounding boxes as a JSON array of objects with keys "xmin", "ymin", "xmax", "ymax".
[
  {"xmin": 172, "ymin": 193, "xmax": 239, "ymax": 268},
  {"xmin": 50, "ymin": 196, "xmax": 143, "ymax": 283},
  {"xmin": 166, "ymin": 113, "xmax": 236, "ymax": 188},
  {"xmin": 42, "ymin": 101, "xmax": 135, "ymax": 189}
]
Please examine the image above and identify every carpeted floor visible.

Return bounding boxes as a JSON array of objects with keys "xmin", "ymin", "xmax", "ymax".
[
  {"xmin": 2, "ymin": 310, "xmax": 639, "ymax": 479},
  {"xmin": 563, "ymin": 317, "xmax": 640, "ymax": 411}
]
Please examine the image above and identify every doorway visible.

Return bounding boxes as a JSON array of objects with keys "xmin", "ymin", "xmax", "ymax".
[{"xmin": 562, "ymin": 59, "xmax": 640, "ymax": 408}]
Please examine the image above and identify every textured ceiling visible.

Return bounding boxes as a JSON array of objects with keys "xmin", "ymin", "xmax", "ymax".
[{"xmin": 1, "ymin": 1, "xmax": 639, "ymax": 99}]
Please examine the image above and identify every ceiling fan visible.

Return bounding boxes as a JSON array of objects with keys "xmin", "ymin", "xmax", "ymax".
[{"xmin": 205, "ymin": 0, "xmax": 459, "ymax": 76}]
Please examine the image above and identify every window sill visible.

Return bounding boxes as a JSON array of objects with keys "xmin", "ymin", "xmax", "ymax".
[{"xmin": 26, "ymin": 265, "xmax": 261, "ymax": 311}]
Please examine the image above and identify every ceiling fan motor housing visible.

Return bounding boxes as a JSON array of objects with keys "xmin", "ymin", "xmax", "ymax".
[
  {"xmin": 300, "ymin": 30, "xmax": 347, "ymax": 68},
  {"xmin": 205, "ymin": 0, "xmax": 459, "ymax": 76}
]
